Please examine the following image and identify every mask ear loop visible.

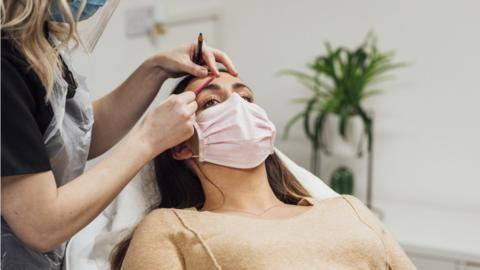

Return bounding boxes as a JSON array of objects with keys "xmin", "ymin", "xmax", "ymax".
[{"xmin": 189, "ymin": 157, "xmax": 226, "ymax": 211}]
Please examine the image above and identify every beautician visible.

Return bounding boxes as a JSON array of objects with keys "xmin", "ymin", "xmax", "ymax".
[{"xmin": 0, "ymin": 0, "xmax": 237, "ymax": 269}]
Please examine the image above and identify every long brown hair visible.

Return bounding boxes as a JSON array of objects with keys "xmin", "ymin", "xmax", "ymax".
[{"xmin": 110, "ymin": 72, "xmax": 310, "ymax": 270}]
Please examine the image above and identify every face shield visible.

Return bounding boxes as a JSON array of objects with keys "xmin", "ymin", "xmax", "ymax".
[{"xmin": 76, "ymin": 0, "xmax": 121, "ymax": 53}]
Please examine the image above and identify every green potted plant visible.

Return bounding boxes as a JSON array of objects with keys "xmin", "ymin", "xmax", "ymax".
[
  {"xmin": 330, "ymin": 166, "xmax": 354, "ymax": 195},
  {"xmin": 281, "ymin": 33, "xmax": 404, "ymax": 177}
]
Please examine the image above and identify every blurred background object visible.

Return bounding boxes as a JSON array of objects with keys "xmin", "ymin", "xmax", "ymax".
[
  {"xmin": 280, "ymin": 33, "xmax": 404, "ymax": 209},
  {"xmin": 330, "ymin": 167, "xmax": 354, "ymax": 195},
  {"xmin": 72, "ymin": 1, "xmax": 480, "ymax": 269}
]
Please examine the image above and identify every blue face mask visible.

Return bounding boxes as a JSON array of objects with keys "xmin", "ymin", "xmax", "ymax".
[{"xmin": 50, "ymin": 0, "xmax": 107, "ymax": 22}]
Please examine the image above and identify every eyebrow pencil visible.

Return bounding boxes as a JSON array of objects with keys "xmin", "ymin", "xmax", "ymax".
[
  {"xmin": 193, "ymin": 76, "xmax": 215, "ymax": 95},
  {"xmin": 193, "ymin": 33, "xmax": 204, "ymax": 65}
]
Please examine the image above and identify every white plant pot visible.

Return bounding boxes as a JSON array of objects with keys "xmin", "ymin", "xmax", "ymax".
[
  {"xmin": 318, "ymin": 113, "xmax": 371, "ymax": 200},
  {"xmin": 322, "ymin": 114, "xmax": 366, "ymax": 157}
]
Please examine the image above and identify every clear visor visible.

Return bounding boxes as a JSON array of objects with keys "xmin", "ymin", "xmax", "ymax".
[{"xmin": 76, "ymin": 0, "xmax": 120, "ymax": 54}]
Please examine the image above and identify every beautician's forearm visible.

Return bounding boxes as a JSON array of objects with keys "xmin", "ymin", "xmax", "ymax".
[
  {"xmin": 89, "ymin": 58, "xmax": 168, "ymax": 158},
  {"xmin": 1, "ymin": 131, "xmax": 159, "ymax": 252},
  {"xmin": 46, "ymin": 131, "xmax": 156, "ymax": 249}
]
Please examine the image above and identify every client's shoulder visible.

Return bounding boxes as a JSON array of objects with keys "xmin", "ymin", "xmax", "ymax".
[
  {"xmin": 303, "ymin": 195, "xmax": 371, "ymax": 215},
  {"xmin": 298, "ymin": 195, "xmax": 344, "ymax": 206},
  {"xmin": 339, "ymin": 195, "xmax": 373, "ymax": 213},
  {"xmin": 340, "ymin": 194, "xmax": 365, "ymax": 206},
  {"xmin": 129, "ymin": 207, "xmax": 199, "ymax": 252},
  {"xmin": 145, "ymin": 207, "xmax": 176, "ymax": 220},
  {"xmin": 325, "ymin": 194, "xmax": 373, "ymax": 215},
  {"xmin": 339, "ymin": 195, "xmax": 385, "ymax": 230},
  {"xmin": 308, "ymin": 195, "xmax": 385, "ymax": 231},
  {"xmin": 136, "ymin": 208, "xmax": 189, "ymax": 235}
]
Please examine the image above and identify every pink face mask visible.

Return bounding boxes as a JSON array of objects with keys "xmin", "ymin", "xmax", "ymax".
[{"xmin": 193, "ymin": 93, "xmax": 276, "ymax": 169}]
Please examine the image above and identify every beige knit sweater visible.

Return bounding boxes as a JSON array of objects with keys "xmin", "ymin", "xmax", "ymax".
[{"xmin": 121, "ymin": 195, "xmax": 416, "ymax": 270}]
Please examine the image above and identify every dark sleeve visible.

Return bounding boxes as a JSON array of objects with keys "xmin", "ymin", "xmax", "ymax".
[{"xmin": 1, "ymin": 58, "xmax": 52, "ymax": 177}]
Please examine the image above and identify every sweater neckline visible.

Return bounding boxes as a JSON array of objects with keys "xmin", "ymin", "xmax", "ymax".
[{"xmin": 188, "ymin": 196, "xmax": 337, "ymax": 222}]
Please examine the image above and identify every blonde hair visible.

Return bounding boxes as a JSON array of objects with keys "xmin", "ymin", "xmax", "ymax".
[{"xmin": 0, "ymin": 0, "xmax": 86, "ymax": 101}]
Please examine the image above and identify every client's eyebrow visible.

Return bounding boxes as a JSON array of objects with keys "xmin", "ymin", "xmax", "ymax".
[
  {"xmin": 233, "ymin": 83, "xmax": 252, "ymax": 93},
  {"xmin": 201, "ymin": 83, "xmax": 221, "ymax": 92},
  {"xmin": 198, "ymin": 82, "xmax": 253, "ymax": 93}
]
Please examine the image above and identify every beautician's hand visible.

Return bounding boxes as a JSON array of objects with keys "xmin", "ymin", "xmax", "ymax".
[
  {"xmin": 151, "ymin": 42, "xmax": 238, "ymax": 78},
  {"xmin": 134, "ymin": 91, "xmax": 197, "ymax": 159}
]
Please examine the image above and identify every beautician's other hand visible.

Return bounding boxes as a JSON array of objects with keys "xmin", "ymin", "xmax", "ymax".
[
  {"xmin": 151, "ymin": 42, "xmax": 238, "ymax": 78},
  {"xmin": 134, "ymin": 91, "xmax": 197, "ymax": 159}
]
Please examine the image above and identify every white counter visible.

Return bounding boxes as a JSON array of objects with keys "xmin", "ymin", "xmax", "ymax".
[{"xmin": 377, "ymin": 200, "xmax": 480, "ymax": 269}]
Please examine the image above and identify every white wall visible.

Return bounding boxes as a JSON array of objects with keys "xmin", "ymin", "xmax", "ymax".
[
  {"xmin": 72, "ymin": 0, "xmax": 221, "ymax": 102},
  {"xmin": 218, "ymin": 0, "xmax": 480, "ymax": 212},
  {"xmin": 76, "ymin": 0, "xmax": 480, "ymax": 212}
]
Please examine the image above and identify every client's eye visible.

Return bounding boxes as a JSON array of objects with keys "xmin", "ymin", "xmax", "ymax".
[
  {"xmin": 241, "ymin": 95, "xmax": 253, "ymax": 103},
  {"xmin": 202, "ymin": 97, "xmax": 220, "ymax": 109}
]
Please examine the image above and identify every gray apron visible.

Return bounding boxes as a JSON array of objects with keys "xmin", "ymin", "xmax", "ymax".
[{"xmin": 1, "ymin": 49, "xmax": 94, "ymax": 270}]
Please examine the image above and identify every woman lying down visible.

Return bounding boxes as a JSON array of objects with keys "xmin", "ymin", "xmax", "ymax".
[{"xmin": 110, "ymin": 71, "xmax": 416, "ymax": 270}]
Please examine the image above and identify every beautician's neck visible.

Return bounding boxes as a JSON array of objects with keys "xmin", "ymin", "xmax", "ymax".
[{"xmin": 198, "ymin": 163, "xmax": 282, "ymax": 211}]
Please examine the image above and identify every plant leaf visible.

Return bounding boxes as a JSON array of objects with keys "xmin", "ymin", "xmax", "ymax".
[
  {"xmin": 303, "ymin": 98, "xmax": 317, "ymax": 141},
  {"xmin": 339, "ymin": 105, "xmax": 349, "ymax": 139},
  {"xmin": 356, "ymin": 106, "xmax": 373, "ymax": 151},
  {"xmin": 278, "ymin": 69, "xmax": 324, "ymax": 95},
  {"xmin": 282, "ymin": 110, "xmax": 307, "ymax": 140},
  {"xmin": 362, "ymin": 89, "xmax": 383, "ymax": 98},
  {"xmin": 314, "ymin": 111, "xmax": 328, "ymax": 152}
]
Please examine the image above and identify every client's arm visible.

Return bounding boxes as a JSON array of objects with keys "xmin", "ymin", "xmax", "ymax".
[
  {"xmin": 343, "ymin": 196, "xmax": 417, "ymax": 270},
  {"xmin": 121, "ymin": 210, "xmax": 184, "ymax": 270}
]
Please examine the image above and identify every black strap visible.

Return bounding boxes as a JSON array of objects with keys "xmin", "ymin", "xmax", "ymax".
[
  {"xmin": 59, "ymin": 55, "xmax": 78, "ymax": 99},
  {"xmin": 45, "ymin": 22, "xmax": 77, "ymax": 99}
]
